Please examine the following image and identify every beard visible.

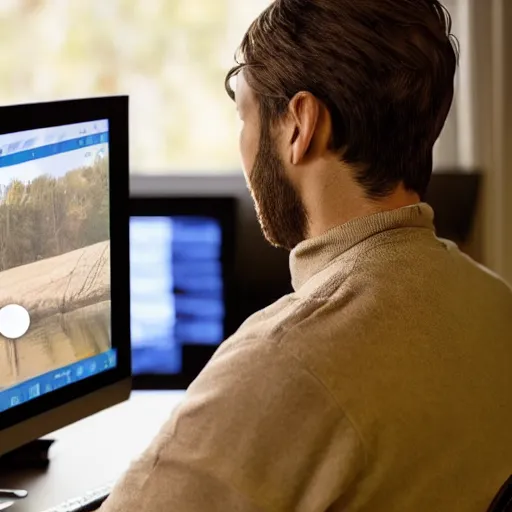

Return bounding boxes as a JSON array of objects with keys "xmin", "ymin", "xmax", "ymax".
[{"xmin": 246, "ymin": 122, "xmax": 309, "ymax": 251}]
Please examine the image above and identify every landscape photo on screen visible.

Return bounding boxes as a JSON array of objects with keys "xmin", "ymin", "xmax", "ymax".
[{"xmin": 0, "ymin": 120, "xmax": 111, "ymax": 393}]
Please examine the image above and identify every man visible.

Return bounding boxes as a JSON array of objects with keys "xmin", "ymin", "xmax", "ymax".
[{"xmin": 102, "ymin": 0, "xmax": 512, "ymax": 510}]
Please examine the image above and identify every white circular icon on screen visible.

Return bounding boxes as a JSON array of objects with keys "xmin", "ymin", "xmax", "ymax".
[{"xmin": 0, "ymin": 304, "xmax": 31, "ymax": 339}]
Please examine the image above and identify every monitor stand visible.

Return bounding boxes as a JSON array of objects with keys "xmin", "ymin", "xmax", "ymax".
[
  {"xmin": 0, "ymin": 438, "xmax": 54, "ymax": 469},
  {"xmin": 0, "ymin": 439, "xmax": 54, "ymax": 504}
]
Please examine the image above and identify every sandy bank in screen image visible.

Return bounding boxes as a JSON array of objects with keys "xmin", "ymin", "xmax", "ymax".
[{"xmin": 0, "ymin": 158, "xmax": 111, "ymax": 389}]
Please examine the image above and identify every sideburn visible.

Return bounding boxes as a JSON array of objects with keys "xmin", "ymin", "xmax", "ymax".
[{"xmin": 248, "ymin": 99, "xmax": 309, "ymax": 251}]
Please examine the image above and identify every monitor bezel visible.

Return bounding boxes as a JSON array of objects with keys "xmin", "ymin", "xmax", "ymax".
[
  {"xmin": 129, "ymin": 196, "xmax": 237, "ymax": 390},
  {"xmin": 0, "ymin": 96, "xmax": 131, "ymax": 446}
]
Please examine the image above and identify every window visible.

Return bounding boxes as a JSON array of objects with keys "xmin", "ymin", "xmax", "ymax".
[
  {"xmin": 0, "ymin": 0, "xmax": 465, "ymax": 174},
  {"xmin": 0, "ymin": 0, "xmax": 270, "ymax": 174}
]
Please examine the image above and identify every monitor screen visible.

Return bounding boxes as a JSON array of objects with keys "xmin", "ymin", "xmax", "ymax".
[
  {"xmin": 0, "ymin": 120, "xmax": 116, "ymax": 413},
  {"xmin": 130, "ymin": 216, "xmax": 224, "ymax": 376}
]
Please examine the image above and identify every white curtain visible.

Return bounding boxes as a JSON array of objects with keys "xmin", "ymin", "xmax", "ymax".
[
  {"xmin": 483, "ymin": 0, "xmax": 512, "ymax": 283},
  {"xmin": 465, "ymin": 0, "xmax": 511, "ymax": 282}
]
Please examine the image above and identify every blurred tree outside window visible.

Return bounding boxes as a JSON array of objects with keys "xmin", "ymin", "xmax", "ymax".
[{"xmin": 0, "ymin": 0, "xmax": 270, "ymax": 174}]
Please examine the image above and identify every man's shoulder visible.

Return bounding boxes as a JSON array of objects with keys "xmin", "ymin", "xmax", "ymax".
[
  {"xmin": 223, "ymin": 252, "xmax": 379, "ymax": 364},
  {"xmin": 214, "ymin": 286, "xmax": 364, "ymax": 394},
  {"xmin": 229, "ymin": 290, "xmax": 332, "ymax": 346}
]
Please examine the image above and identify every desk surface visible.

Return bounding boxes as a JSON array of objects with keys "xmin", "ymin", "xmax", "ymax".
[{"xmin": 0, "ymin": 391, "xmax": 185, "ymax": 512}]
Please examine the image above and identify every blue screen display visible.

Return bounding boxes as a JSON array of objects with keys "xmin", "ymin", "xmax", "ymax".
[
  {"xmin": 0, "ymin": 119, "xmax": 114, "ymax": 414},
  {"xmin": 0, "ymin": 350, "xmax": 117, "ymax": 413},
  {"xmin": 130, "ymin": 216, "xmax": 224, "ymax": 375}
]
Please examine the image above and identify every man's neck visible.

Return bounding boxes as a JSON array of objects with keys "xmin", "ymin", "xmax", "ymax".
[{"xmin": 306, "ymin": 184, "xmax": 421, "ymax": 240}]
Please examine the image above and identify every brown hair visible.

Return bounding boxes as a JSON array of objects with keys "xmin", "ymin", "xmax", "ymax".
[{"xmin": 225, "ymin": 0, "xmax": 458, "ymax": 198}]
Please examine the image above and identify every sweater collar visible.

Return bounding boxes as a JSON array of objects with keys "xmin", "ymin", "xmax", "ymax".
[{"xmin": 289, "ymin": 203, "xmax": 435, "ymax": 291}]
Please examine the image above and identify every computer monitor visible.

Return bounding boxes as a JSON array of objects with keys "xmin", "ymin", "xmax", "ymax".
[
  {"xmin": 0, "ymin": 97, "xmax": 131, "ymax": 458},
  {"xmin": 129, "ymin": 197, "xmax": 236, "ymax": 389}
]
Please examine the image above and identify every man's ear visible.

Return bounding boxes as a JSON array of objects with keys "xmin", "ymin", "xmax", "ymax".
[{"xmin": 287, "ymin": 92, "xmax": 320, "ymax": 165}]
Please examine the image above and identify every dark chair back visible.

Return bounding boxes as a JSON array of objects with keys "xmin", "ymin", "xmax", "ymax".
[{"xmin": 487, "ymin": 475, "xmax": 512, "ymax": 512}]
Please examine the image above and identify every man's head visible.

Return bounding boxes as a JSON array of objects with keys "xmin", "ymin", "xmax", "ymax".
[{"xmin": 225, "ymin": 0, "xmax": 458, "ymax": 250}]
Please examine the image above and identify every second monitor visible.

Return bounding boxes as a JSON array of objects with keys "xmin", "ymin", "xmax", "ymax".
[{"xmin": 129, "ymin": 196, "xmax": 236, "ymax": 389}]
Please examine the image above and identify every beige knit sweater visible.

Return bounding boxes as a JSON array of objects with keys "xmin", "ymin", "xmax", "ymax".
[{"xmin": 101, "ymin": 203, "xmax": 512, "ymax": 511}]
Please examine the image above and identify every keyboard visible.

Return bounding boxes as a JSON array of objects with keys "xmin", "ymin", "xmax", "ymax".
[{"xmin": 41, "ymin": 482, "xmax": 114, "ymax": 512}]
